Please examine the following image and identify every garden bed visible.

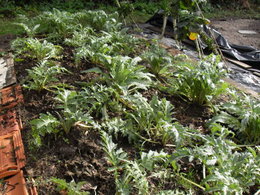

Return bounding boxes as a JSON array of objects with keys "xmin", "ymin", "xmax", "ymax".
[
  {"xmin": 16, "ymin": 45, "xmax": 212, "ymax": 194},
  {"xmin": 5, "ymin": 9, "xmax": 260, "ymax": 195}
]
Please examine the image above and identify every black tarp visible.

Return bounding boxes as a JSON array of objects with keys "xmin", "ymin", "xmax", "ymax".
[{"xmin": 146, "ymin": 12, "xmax": 260, "ymax": 67}]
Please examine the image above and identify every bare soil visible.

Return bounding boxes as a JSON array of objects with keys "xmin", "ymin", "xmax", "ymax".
[
  {"xmin": 211, "ymin": 19, "xmax": 260, "ymax": 49},
  {"xmin": 0, "ymin": 34, "xmax": 16, "ymax": 52}
]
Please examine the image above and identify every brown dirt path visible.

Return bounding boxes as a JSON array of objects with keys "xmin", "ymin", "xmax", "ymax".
[{"xmin": 211, "ymin": 19, "xmax": 260, "ymax": 49}]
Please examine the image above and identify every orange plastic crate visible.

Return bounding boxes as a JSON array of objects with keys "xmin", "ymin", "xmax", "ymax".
[
  {"xmin": 0, "ymin": 171, "xmax": 28, "ymax": 195},
  {"xmin": 0, "ymin": 109, "xmax": 23, "ymax": 136},
  {"xmin": 0, "ymin": 84, "xmax": 23, "ymax": 111},
  {"xmin": 0, "ymin": 130, "xmax": 25, "ymax": 179}
]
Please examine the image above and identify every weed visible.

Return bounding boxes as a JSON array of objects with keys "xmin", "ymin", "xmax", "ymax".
[{"xmin": 51, "ymin": 178, "xmax": 89, "ymax": 195}]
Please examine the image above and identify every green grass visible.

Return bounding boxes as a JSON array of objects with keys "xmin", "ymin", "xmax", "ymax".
[
  {"xmin": 0, "ymin": 18, "xmax": 23, "ymax": 35},
  {"xmin": 129, "ymin": 11, "xmax": 152, "ymax": 24},
  {"xmin": 204, "ymin": 6, "xmax": 260, "ymax": 19}
]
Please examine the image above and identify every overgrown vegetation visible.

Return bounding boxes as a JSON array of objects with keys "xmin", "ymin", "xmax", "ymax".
[
  {"xmin": 0, "ymin": 0, "xmax": 259, "ymax": 36},
  {"xmin": 6, "ymin": 3, "xmax": 260, "ymax": 195}
]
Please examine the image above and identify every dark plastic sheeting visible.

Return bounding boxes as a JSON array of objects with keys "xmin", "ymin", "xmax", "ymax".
[{"xmin": 146, "ymin": 12, "xmax": 260, "ymax": 67}]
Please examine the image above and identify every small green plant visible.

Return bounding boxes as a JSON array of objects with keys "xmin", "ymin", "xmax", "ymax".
[
  {"xmin": 12, "ymin": 38, "xmax": 62, "ymax": 61},
  {"xmin": 11, "ymin": 9, "xmax": 120, "ymax": 43},
  {"xmin": 84, "ymin": 56, "xmax": 154, "ymax": 95},
  {"xmin": 74, "ymin": 36, "xmax": 115, "ymax": 65},
  {"xmin": 24, "ymin": 60, "xmax": 67, "ymax": 91},
  {"xmin": 75, "ymin": 10, "xmax": 121, "ymax": 32},
  {"xmin": 209, "ymin": 94, "xmax": 260, "ymax": 144},
  {"xmin": 34, "ymin": 8, "xmax": 76, "ymax": 40},
  {"xmin": 171, "ymin": 55, "xmax": 227, "ymax": 105},
  {"xmin": 20, "ymin": 24, "xmax": 40, "ymax": 38},
  {"xmin": 128, "ymin": 94, "xmax": 172, "ymax": 129},
  {"xmin": 141, "ymin": 44, "xmax": 173, "ymax": 76},
  {"xmin": 64, "ymin": 26, "xmax": 95, "ymax": 47},
  {"xmin": 193, "ymin": 127, "xmax": 260, "ymax": 194},
  {"xmin": 168, "ymin": 124, "xmax": 260, "ymax": 194},
  {"xmin": 74, "ymin": 31, "xmax": 138, "ymax": 65},
  {"xmin": 101, "ymin": 92, "xmax": 198, "ymax": 145},
  {"xmin": 101, "ymin": 131, "xmax": 161, "ymax": 195},
  {"xmin": 30, "ymin": 89, "xmax": 93, "ymax": 147},
  {"xmin": 101, "ymin": 131, "xmax": 131, "ymax": 194},
  {"xmin": 101, "ymin": 130, "xmax": 195, "ymax": 194},
  {"xmin": 101, "ymin": 117, "xmax": 137, "ymax": 142},
  {"xmin": 102, "ymin": 30, "xmax": 139, "ymax": 55},
  {"xmin": 125, "ymin": 161, "xmax": 149, "ymax": 195},
  {"xmin": 106, "ymin": 56, "xmax": 154, "ymax": 95},
  {"xmin": 51, "ymin": 178, "xmax": 89, "ymax": 195},
  {"xmin": 14, "ymin": 16, "xmax": 40, "ymax": 37},
  {"xmin": 79, "ymin": 84, "xmax": 122, "ymax": 120},
  {"xmin": 125, "ymin": 93, "xmax": 180, "ymax": 145},
  {"xmin": 30, "ymin": 113, "xmax": 60, "ymax": 147},
  {"xmin": 54, "ymin": 89, "xmax": 93, "ymax": 134}
]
